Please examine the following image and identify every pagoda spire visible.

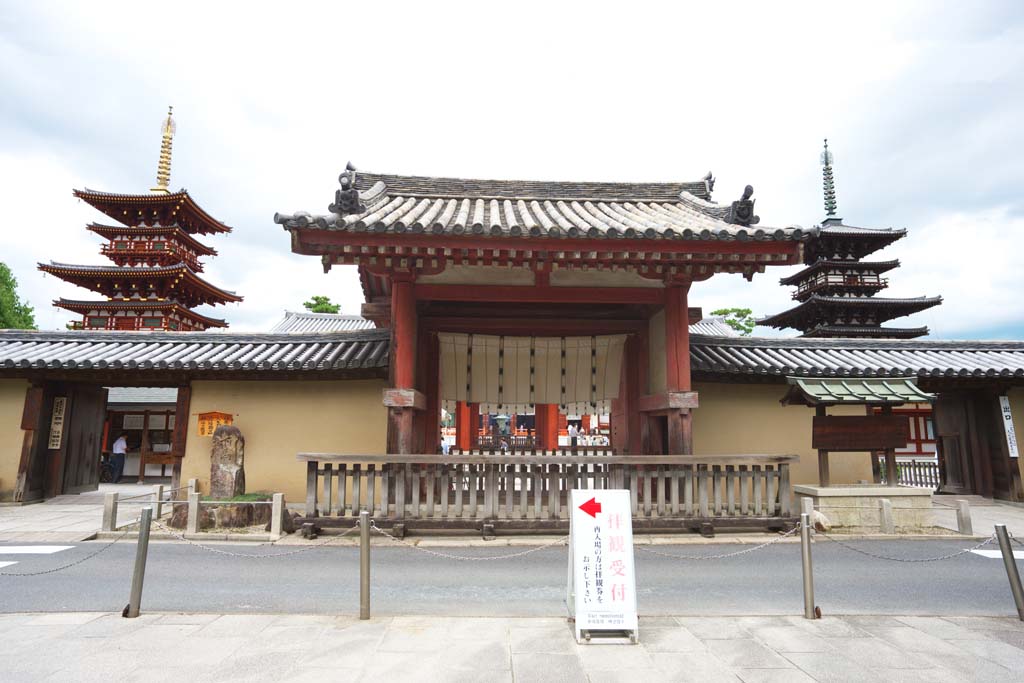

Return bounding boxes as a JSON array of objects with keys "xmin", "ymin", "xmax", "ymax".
[
  {"xmin": 821, "ymin": 138, "xmax": 838, "ymax": 218},
  {"xmin": 150, "ymin": 106, "xmax": 175, "ymax": 194}
]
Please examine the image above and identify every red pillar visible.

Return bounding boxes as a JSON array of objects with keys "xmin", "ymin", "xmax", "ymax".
[
  {"xmin": 536, "ymin": 404, "xmax": 559, "ymax": 450},
  {"xmin": 391, "ymin": 277, "xmax": 417, "ymax": 389},
  {"xmin": 469, "ymin": 403, "xmax": 480, "ymax": 449},
  {"xmin": 455, "ymin": 401, "xmax": 471, "ymax": 451},
  {"xmin": 664, "ymin": 282, "xmax": 692, "ymax": 392}
]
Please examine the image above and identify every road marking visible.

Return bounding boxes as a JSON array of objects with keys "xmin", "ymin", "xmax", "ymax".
[
  {"xmin": 0, "ymin": 546, "xmax": 74, "ymax": 555},
  {"xmin": 971, "ymin": 550, "xmax": 1024, "ymax": 559},
  {"xmin": 0, "ymin": 562, "xmax": 16, "ymax": 569}
]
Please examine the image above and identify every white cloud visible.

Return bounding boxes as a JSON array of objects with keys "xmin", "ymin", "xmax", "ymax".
[{"xmin": 1, "ymin": 1, "xmax": 1021, "ymax": 337}]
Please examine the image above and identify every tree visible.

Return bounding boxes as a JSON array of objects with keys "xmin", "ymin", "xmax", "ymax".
[
  {"xmin": 711, "ymin": 307, "xmax": 756, "ymax": 336},
  {"xmin": 0, "ymin": 263, "xmax": 36, "ymax": 330},
  {"xmin": 303, "ymin": 295, "xmax": 340, "ymax": 314}
]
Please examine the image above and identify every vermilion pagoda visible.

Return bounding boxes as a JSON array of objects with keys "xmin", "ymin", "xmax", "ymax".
[{"xmin": 39, "ymin": 108, "xmax": 241, "ymax": 331}]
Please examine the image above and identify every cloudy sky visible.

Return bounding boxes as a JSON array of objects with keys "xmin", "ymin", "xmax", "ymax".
[{"xmin": 1, "ymin": 1, "xmax": 1022, "ymax": 338}]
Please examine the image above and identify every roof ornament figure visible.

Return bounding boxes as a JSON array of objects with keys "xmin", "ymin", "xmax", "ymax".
[
  {"xmin": 821, "ymin": 138, "xmax": 838, "ymax": 218},
  {"xmin": 725, "ymin": 185, "xmax": 760, "ymax": 226},
  {"xmin": 150, "ymin": 106, "xmax": 175, "ymax": 194},
  {"xmin": 702, "ymin": 171, "xmax": 715, "ymax": 197},
  {"xmin": 330, "ymin": 161, "xmax": 366, "ymax": 215}
]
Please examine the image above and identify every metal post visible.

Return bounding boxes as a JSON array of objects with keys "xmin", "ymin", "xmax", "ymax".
[
  {"xmin": 102, "ymin": 492, "xmax": 119, "ymax": 532},
  {"xmin": 800, "ymin": 512, "xmax": 817, "ymax": 619},
  {"xmin": 800, "ymin": 496, "xmax": 815, "ymax": 537},
  {"xmin": 360, "ymin": 510, "xmax": 371, "ymax": 620},
  {"xmin": 152, "ymin": 484, "xmax": 164, "ymax": 520},
  {"xmin": 125, "ymin": 506, "xmax": 153, "ymax": 618},
  {"xmin": 956, "ymin": 500, "xmax": 973, "ymax": 536},
  {"xmin": 994, "ymin": 525, "xmax": 1024, "ymax": 621}
]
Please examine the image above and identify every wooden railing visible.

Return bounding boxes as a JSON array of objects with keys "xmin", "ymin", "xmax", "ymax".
[
  {"xmin": 297, "ymin": 453, "xmax": 798, "ymax": 534},
  {"xmin": 879, "ymin": 458, "xmax": 940, "ymax": 490}
]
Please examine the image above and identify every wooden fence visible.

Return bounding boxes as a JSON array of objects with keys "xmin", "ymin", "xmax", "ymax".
[
  {"xmin": 297, "ymin": 453, "xmax": 798, "ymax": 534},
  {"xmin": 878, "ymin": 458, "xmax": 940, "ymax": 490}
]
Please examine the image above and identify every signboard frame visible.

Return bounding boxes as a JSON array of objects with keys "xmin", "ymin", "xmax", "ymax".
[
  {"xmin": 197, "ymin": 411, "xmax": 233, "ymax": 437},
  {"xmin": 566, "ymin": 488, "xmax": 639, "ymax": 644}
]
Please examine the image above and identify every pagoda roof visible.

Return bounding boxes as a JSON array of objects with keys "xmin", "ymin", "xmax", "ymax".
[
  {"xmin": 759, "ymin": 294, "xmax": 942, "ymax": 329},
  {"xmin": 798, "ymin": 324, "xmax": 930, "ymax": 339},
  {"xmin": 779, "ymin": 259, "xmax": 901, "ymax": 286},
  {"xmin": 804, "ymin": 219, "xmax": 906, "ymax": 261},
  {"xmin": 73, "ymin": 188, "xmax": 231, "ymax": 235},
  {"xmin": 54, "ymin": 299, "xmax": 228, "ymax": 328},
  {"xmin": 87, "ymin": 223, "xmax": 216, "ymax": 256},
  {"xmin": 275, "ymin": 169, "xmax": 813, "ymax": 244},
  {"xmin": 38, "ymin": 262, "xmax": 242, "ymax": 305}
]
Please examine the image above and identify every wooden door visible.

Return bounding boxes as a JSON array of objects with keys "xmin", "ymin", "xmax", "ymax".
[
  {"xmin": 60, "ymin": 385, "xmax": 108, "ymax": 495},
  {"xmin": 933, "ymin": 394, "xmax": 973, "ymax": 495}
]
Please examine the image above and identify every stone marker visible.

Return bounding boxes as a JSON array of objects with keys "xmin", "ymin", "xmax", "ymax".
[{"xmin": 210, "ymin": 425, "xmax": 246, "ymax": 499}]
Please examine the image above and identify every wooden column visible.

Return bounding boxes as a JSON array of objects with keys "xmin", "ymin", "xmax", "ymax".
[
  {"xmin": 536, "ymin": 404, "xmax": 559, "ymax": 450},
  {"xmin": 389, "ymin": 276, "xmax": 417, "ymax": 454},
  {"xmin": 624, "ymin": 334, "xmax": 642, "ymax": 456},
  {"xmin": 423, "ymin": 332, "xmax": 441, "ymax": 453},
  {"xmin": 455, "ymin": 401, "xmax": 471, "ymax": 451},
  {"xmin": 881, "ymin": 404, "xmax": 898, "ymax": 486},
  {"xmin": 663, "ymin": 281, "xmax": 693, "ymax": 454},
  {"xmin": 816, "ymin": 405, "xmax": 830, "ymax": 487}
]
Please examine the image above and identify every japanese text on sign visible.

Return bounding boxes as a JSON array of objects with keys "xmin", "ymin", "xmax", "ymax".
[
  {"xmin": 568, "ymin": 489, "xmax": 638, "ymax": 643},
  {"xmin": 197, "ymin": 411, "xmax": 233, "ymax": 437},
  {"xmin": 1000, "ymin": 396, "xmax": 1019, "ymax": 459},
  {"xmin": 47, "ymin": 397, "xmax": 67, "ymax": 450}
]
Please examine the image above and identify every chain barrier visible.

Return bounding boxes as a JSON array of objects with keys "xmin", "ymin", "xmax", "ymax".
[
  {"xmin": 819, "ymin": 532, "xmax": 997, "ymax": 562},
  {"xmin": 151, "ymin": 519, "xmax": 360, "ymax": 558},
  {"xmin": 370, "ymin": 521, "xmax": 568, "ymax": 561},
  {"xmin": 636, "ymin": 527, "xmax": 800, "ymax": 561},
  {"xmin": 0, "ymin": 519, "xmax": 141, "ymax": 577}
]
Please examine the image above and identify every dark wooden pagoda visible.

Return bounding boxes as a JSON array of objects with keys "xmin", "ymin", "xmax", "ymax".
[
  {"xmin": 40, "ymin": 108, "xmax": 241, "ymax": 331},
  {"xmin": 759, "ymin": 140, "xmax": 941, "ymax": 339}
]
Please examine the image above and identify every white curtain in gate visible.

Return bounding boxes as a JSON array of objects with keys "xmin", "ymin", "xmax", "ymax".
[{"xmin": 439, "ymin": 333, "xmax": 626, "ymax": 416}]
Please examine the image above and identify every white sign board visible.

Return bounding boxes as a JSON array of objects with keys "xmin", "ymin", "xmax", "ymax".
[
  {"xmin": 567, "ymin": 489, "xmax": 638, "ymax": 644},
  {"xmin": 47, "ymin": 397, "xmax": 67, "ymax": 450},
  {"xmin": 999, "ymin": 396, "xmax": 1019, "ymax": 459}
]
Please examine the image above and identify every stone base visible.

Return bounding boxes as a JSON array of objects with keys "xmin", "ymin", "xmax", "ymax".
[{"xmin": 794, "ymin": 484, "xmax": 934, "ymax": 531}]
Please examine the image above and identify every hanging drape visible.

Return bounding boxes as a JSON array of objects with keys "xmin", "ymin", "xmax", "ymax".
[{"xmin": 439, "ymin": 333, "xmax": 626, "ymax": 416}]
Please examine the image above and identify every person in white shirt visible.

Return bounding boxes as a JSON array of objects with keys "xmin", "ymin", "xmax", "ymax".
[
  {"xmin": 110, "ymin": 434, "xmax": 128, "ymax": 483},
  {"xmin": 568, "ymin": 423, "xmax": 578, "ymax": 449}
]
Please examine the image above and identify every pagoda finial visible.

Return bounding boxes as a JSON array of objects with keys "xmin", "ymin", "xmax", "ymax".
[
  {"xmin": 150, "ymin": 106, "xmax": 176, "ymax": 194},
  {"xmin": 821, "ymin": 138, "xmax": 838, "ymax": 217}
]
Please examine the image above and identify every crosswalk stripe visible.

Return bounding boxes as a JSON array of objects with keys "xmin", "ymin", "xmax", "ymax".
[
  {"xmin": 0, "ymin": 562, "xmax": 17, "ymax": 569},
  {"xmin": 970, "ymin": 549, "xmax": 1024, "ymax": 559},
  {"xmin": 0, "ymin": 546, "xmax": 75, "ymax": 555}
]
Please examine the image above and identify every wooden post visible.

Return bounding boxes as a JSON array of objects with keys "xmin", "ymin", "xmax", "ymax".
[
  {"xmin": 663, "ymin": 282, "xmax": 694, "ymax": 455},
  {"xmin": 536, "ymin": 404, "xmax": 559, "ymax": 451},
  {"xmin": 138, "ymin": 409, "xmax": 151, "ymax": 484},
  {"xmin": 455, "ymin": 401, "xmax": 472, "ymax": 452},
  {"xmin": 305, "ymin": 461, "xmax": 319, "ymax": 517},
  {"xmin": 816, "ymin": 406, "xmax": 830, "ymax": 487}
]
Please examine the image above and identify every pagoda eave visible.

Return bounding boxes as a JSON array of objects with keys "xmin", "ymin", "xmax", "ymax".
[
  {"xmin": 39, "ymin": 262, "xmax": 242, "ymax": 306},
  {"xmin": 799, "ymin": 324, "xmax": 929, "ymax": 340},
  {"xmin": 87, "ymin": 223, "xmax": 217, "ymax": 256},
  {"xmin": 54, "ymin": 298, "xmax": 228, "ymax": 329},
  {"xmin": 760, "ymin": 295, "xmax": 943, "ymax": 329},
  {"xmin": 73, "ymin": 188, "xmax": 232, "ymax": 235}
]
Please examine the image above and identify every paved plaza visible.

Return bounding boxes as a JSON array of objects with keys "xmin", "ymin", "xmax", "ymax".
[{"xmin": 0, "ymin": 612, "xmax": 1023, "ymax": 682}]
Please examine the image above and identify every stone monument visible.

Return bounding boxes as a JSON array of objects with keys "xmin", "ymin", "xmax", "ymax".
[{"xmin": 210, "ymin": 425, "xmax": 245, "ymax": 498}]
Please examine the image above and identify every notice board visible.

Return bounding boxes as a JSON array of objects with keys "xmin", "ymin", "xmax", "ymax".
[{"xmin": 567, "ymin": 489, "xmax": 638, "ymax": 644}]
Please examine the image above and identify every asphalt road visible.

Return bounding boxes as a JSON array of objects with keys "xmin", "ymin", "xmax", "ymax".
[{"xmin": 1, "ymin": 537, "xmax": 1021, "ymax": 617}]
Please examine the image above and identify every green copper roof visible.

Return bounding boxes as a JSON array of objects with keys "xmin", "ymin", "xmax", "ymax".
[{"xmin": 781, "ymin": 376, "xmax": 934, "ymax": 406}]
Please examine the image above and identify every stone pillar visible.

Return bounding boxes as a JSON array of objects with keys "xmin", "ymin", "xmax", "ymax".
[{"xmin": 209, "ymin": 425, "xmax": 245, "ymax": 499}]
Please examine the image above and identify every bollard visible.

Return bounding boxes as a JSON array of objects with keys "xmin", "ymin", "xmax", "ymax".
[
  {"xmin": 994, "ymin": 525, "xmax": 1024, "ymax": 621},
  {"xmin": 360, "ymin": 510, "xmax": 370, "ymax": 620},
  {"xmin": 800, "ymin": 512, "xmax": 817, "ymax": 619},
  {"xmin": 800, "ymin": 497, "xmax": 815, "ymax": 537},
  {"xmin": 102, "ymin": 492, "xmax": 119, "ymax": 532},
  {"xmin": 187, "ymin": 478, "xmax": 197, "ymax": 496},
  {"xmin": 186, "ymin": 492, "xmax": 200, "ymax": 535},
  {"xmin": 271, "ymin": 493, "xmax": 284, "ymax": 539},
  {"xmin": 125, "ymin": 506, "xmax": 153, "ymax": 618},
  {"xmin": 956, "ymin": 500, "xmax": 973, "ymax": 536},
  {"xmin": 878, "ymin": 499, "xmax": 895, "ymax": 535},
  {"xmin": 152, "ymin": 484, "xmax": 164, "ymax": 520}
]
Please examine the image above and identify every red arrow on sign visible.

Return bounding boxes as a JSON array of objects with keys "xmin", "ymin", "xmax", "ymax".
[{"xmin": 579, "ymin": 497, "xmax": 602, "ymax": 518}]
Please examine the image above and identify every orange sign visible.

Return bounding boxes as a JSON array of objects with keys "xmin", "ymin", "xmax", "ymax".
[{"xmin": 197, "ymin": 411, "xmax": 233, "ymax": 437}]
